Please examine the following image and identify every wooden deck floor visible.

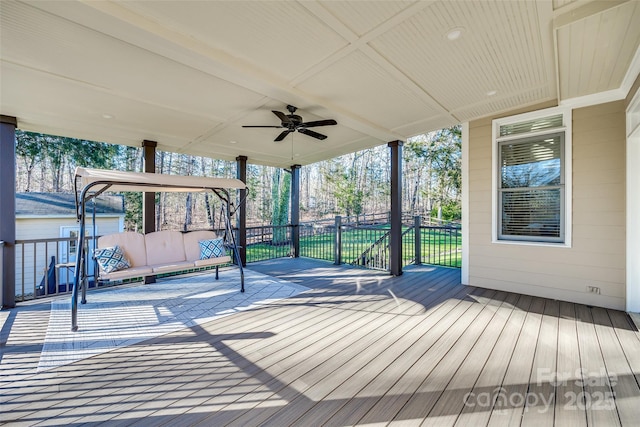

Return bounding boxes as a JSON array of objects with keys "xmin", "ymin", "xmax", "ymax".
[{"xmin": 2, "ymin": 258, "xmax": 640, "ymax": 426}]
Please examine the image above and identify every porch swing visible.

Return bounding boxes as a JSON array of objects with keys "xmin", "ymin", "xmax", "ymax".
[{"xmin": 70, "ymin": 167, "xmax": 248, "ymax": 332}]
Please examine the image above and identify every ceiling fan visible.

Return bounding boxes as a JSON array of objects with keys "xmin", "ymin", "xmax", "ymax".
[{"xmin": 242, "ymin": 105, "xmax": 337, "ymax": 142}]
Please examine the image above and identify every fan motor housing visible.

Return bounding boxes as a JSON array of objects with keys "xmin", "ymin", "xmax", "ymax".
[{"xmin": 287, "ymin": 115, "xmax": 303, "ymax": 126}]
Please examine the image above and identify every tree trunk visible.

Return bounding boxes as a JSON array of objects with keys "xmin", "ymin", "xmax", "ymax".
[
  {"xmin": 201, "ymin": 158, "xmax": 213, "ymax": 227},
  {"xmin": 184, "ymin": 192, "xmax": 193, "ymax": 231}
]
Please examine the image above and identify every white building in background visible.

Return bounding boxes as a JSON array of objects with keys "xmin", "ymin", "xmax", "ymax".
[{"xmin": 15, "ymin": 193, "xmax": 125, "ymax": 297}]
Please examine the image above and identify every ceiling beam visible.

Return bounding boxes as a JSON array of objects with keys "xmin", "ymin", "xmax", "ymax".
[
  {"xmin": 553, "ymin": 0, "xmax": 630, "ymax": 28},
  {"xmin": 75, "ymin": 0, "xmax": 402, "ymax": 143}
]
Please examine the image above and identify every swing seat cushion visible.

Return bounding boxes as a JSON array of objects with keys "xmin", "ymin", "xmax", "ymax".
[
  {"xmin": 150, "ymin": 261, "xmax": 195, "ymax": 274},
  {"xmin": 194, "ymin": 255, "xmax": 232, "ymax": 268},
  {"xmin": 96, "ymin": 229, "xmax": 232, "ymax": 282},
  {"xmin": 99, "ymin": 265, "xmax": 153, "ymax": 281}
]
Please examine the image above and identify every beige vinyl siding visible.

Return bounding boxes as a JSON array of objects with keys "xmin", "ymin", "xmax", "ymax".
[
  {"xmin": 468, "ymin": 101, "xmax": 626, "ymax": 309},
  {"xmin": 15, "ymin": 216, "xmax": 124, "ymax": 296},
  {"xmin": 16, "ymin": 216, "xmax": 123, "ymax": 240}
]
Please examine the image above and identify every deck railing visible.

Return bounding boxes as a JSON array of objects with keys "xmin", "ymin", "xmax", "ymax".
[
  {"xmin": 417, "ymin": 224, "xmax": 462, "ymax": 268},
  {"xmin": 14, "ymin": 236, "xmax": 99, "ymax": 302},
  {"xmin": 245, "ymin": 224, "xmax": 293, "ymax": 263},
  {"xmin": 12, "ymin": 214, "xmax": 461, "ymax": 301},
  {"xmin": 299, "ymin": 221, "xmax": 336, "ymax": 261},
  {"xmin": 297, "ymin": 215, "xmax": 462, "ymax": 270}
]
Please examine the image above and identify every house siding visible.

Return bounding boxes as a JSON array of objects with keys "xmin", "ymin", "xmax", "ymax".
[
  {"xmin": 468, "ymin": 100, "xmax": 626, "ymax": 310},
  {"xmin": 16, "ymin": 216, "xmax": 122, "ymax": 240},
  {"xmin": 15, "ymin": 216, "xmax": 123, "ymax": 296}
]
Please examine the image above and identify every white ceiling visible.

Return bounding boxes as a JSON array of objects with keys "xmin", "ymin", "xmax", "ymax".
[{"xmin": 1, "ymin": 0, "xmax": 639, "ymax": 168}]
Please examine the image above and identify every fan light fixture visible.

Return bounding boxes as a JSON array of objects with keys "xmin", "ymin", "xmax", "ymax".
[{"xmin": 446, "ymin": 27, "xmax": 464, "ymax": 41}]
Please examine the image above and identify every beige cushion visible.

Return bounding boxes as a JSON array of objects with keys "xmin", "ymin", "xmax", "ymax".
[
  {"xmin": 194, "ymin": 255, "xmax": 232, "ymax": 267},
  {"xmin": 151, "ymin": 261, "xmax": 195, "ymax": 274},
  {"xmin": 145, "ymin": 231, "xmax": 186, "ymax": 265},
  {"xmin": 98, "ymin": 232, "xmax": 147, "ymax": 267},
  {"xmin": 182, "ymin": 230, "xmax": 218, "ymax": 261},
  {"xmin": 99, "ymin": 265, "xmax": 153, "ymax": 281}
]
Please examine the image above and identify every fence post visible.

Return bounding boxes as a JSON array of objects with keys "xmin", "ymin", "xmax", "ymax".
[
  {"xmin": 414, "ymin": 215, "xmax": 422, "ymax": 265},
  {"xmin": 334, "ymin": 216, "xmax": 342, "ymax": 265}
]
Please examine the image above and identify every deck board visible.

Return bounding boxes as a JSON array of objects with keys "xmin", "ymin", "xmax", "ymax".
[
  {"xmin": 485, "ymin": 296, "xmax": 545, "ymax": 427},
  {"xmin": 591, "ymin": 307, "xmax": 640, "ymax": 425},
  {"xmin": 253, "ymin": 281, "xmax": 471, "ymax": 427},
  {"xmin": 520, "ymin": 299, "xmax": 559, "ymax": 426},
  {"xmin": 575, "ymin": 304, "xmax": 621, "ymax": 426},
  {"xmin": 316, "ymin": 285, "xmax": 477, "ymax": 427},
  {"xmin": 554, "ymin": 302, "xmax": 587, "ymax": 427},
  {"xmin": 1, "ymin": 259, "xmax": 639, "ymax": 426},
  {"xmin": 388, "ymin": 291, "xmax": 516, "ymax": 425},
  {"xmin": 453, "ymin": 295, "xmax": 532, "ymax": 427},
  {"xmin": 355, "ymin": 289, "xmax": 503, "ymax": 425}
]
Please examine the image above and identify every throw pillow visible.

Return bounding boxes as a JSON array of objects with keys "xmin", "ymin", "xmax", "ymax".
[
  {"xmin": 94, "ymin": 245, "xmax": 131, "ymax": 273},
  {"xmin": 199, "ymin": 238, "xmax": 224, "ymax": 259}
]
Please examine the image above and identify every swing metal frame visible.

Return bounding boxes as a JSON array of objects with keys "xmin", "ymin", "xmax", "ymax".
[{"xmin": 70, "ymin": 167, "xmax": 247, "ymax": 332}]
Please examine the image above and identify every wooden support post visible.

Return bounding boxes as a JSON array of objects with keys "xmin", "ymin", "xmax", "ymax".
[
  {"xmin": 236, "ymin": 156, "xmax": 247, "ymax": 267},
  {"xmin": 142, "ymin": 140, "xmax": 157, "ymax": 284},
  {"xmin": 389, "ymin": 140, "xmax": 403, "ymax": 276},
  {"xmin": 1, "ymin": 116, "xmax": 17, "ymax": 308}
]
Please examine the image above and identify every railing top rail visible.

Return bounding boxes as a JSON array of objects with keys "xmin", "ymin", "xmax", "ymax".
[
  {"xmin": 16, "ymin": 236, "xmax": 100, "ymax": 244},
  {"xmin": 420, "ymin": 224, "xmax": 462, "ymax": 230},
  {"xmin": 342, "ymin": 224, "xmax": 391, "ymax": 230},
  {"xmin": 246, "ymin": 224, "xmax": 291, "ymax": 230}
]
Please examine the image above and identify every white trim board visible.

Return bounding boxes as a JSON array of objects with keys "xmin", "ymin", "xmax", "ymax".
[
  {"xmin": 461, "ymin": 122, "xmax": 470, "ymax": 285},
  {"xmin": 626, "ymin": 89, "xmax": 640, "ymax": 313}
]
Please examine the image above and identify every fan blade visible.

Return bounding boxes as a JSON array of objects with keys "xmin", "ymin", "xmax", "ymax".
[
  {"xmin": 300, "ymin": 119, "xmax": 337, "ymax": 128},
  {"xmin": 272, "ymin": 110, "xmax": 292, "ymax": 125},
  {"xmin": 298, "ymin": 128, "xmax": 327, "ymax": 140},
  {"xmin": 242, "ymin": 125, "xmax": 283, "ymax": 128},
  {"xmin": 274, "ymin": 130, "xmax": 292, "ymax": 142}
]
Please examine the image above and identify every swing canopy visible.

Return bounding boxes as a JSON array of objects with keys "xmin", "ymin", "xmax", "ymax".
[{"xmin": 74, "ymin": 167, "xmax": 246, "ymax": 195}]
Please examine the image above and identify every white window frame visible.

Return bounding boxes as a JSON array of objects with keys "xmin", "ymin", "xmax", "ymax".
[{"xmin": 491, "ymin": 106, "xmax": 572, "ymax": 247}]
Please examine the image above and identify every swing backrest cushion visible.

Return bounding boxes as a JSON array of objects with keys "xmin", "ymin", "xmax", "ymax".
[
  {"xmin": 145, "ymin": 230, "xmax": 187, "ymax": 265},
  {"xmin": 183, "ymin": 230, "xmax": 219, "ymax": 261},
  {"xmin": 98, "ymin": 231, "xmax": 148, "ymax": 268}
]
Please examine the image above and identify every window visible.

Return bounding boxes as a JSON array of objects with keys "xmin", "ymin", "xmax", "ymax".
[{"xmin": 493, "ymin": 108, "xmax": 571, "ymax": 244}]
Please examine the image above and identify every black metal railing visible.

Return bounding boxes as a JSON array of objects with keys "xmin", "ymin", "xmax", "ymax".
[
  {"xmin": 299, "ymin": 221, "xmax": 335, "ymax": 262},
  {"xmin": 345, "ymin": 225, "xmax": 391, "ymax": 270},
  {"xmin": 245, "ymin": 224, "xmax": 293, "ymax": 263},
  {"xmin": 14, "ymin": 236, "xmax": 99, "ymax": 302},
  {"xmin": 12, "ymin": 214, "xmax": 461, "ymax": 301},
  {"xmin": 417, "ymin": 224, "xmax": 462, "ymax": 268}
]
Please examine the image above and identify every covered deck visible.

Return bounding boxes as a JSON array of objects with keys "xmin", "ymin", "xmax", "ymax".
[{"xmin": 2, "ymin": 258, "xmax": 639, "ymax": 426}]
